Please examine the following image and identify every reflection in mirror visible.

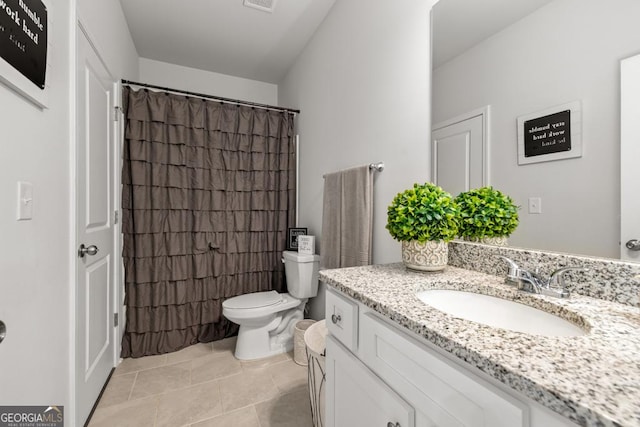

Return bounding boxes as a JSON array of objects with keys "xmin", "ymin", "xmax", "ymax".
[{"xmin": 431, "ymin": 0, "xmax": 640, "ymax": 261}]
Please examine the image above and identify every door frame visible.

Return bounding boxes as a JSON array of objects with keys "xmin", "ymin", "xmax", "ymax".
[
  {"xmin": 432, "ymin": 106, "xmax": 491, "ymax": 187},
  {"xmin": 70, "ymin": 20, "xmax": 123, "ymax": 426},
  {"xmin": 620, "ymin": 53, "xmax": 640, "ymax": 261}
]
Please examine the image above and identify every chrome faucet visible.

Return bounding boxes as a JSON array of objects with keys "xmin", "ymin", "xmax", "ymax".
[{"xmin": 498, "ymin": 256, "xmax": 588, "ymax": 298}]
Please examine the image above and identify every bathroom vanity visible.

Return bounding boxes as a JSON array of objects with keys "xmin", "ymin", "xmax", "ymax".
[{"xmin": 320, "ymin": 243, "xmax": 640, "ymax": 427}]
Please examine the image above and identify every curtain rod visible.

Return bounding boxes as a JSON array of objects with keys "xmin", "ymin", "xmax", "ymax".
[{"xmin": 120, "ymin": 79, "xmax": 300, "ymax": 115}]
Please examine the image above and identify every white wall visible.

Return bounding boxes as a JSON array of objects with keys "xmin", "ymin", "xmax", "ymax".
[
  {"xmin": 0, "ymin": 0, "xmax": 73, "ymax": 413},
  {"xmin": 0, "ymin": 1, "xmax": 137, "ymax": 423},
  {"xmin": 139, "ymin": 58, "xmax": 278, "ymax": 105},
  {"xmin": 279, "ymin": 0, "xmax": 435, "ymax": 318},
  {"xmin": 77, "ymin": 0, "xmax": 139, "ymax": 80},
  {"xmin": 432, "ymin": 0, "xmax": 640, "ymax": 258}
]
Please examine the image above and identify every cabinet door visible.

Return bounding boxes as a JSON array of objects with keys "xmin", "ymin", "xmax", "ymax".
[{"xmin": 326, "ymin": 336, "xmax": 415, "ymax": 427}]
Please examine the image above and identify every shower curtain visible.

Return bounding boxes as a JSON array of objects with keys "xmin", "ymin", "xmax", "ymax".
[{"xmin": 120, "ymin": 87, "xmax": 296, "ymax": 357}]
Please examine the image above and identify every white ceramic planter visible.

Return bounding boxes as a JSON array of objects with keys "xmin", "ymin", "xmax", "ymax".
[
  {"xmin": 465, "ymin": 236, "xmax": 508, "ymax": 246},
  {"xmin": 401, "ymin": 240, "xmax": 448, "ymax": 271},
  {"xmin": 483, "ymin": 236, "xmax": 508, "ymax": 246}
]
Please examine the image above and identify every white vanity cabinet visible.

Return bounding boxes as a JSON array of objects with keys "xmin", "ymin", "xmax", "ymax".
[{"xmin": 325, "ymin": 288, "xmax": 578, "ymax": 427}]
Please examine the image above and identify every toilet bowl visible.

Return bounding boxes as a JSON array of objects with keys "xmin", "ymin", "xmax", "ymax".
[{"xmin": 222, "ymin": 251, "xmax": 320, "ymax": 360}]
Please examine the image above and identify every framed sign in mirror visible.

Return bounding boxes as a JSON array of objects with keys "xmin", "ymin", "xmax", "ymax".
[{"xmin": 517, "ymin": 101, "xmax": 582, "ymax": 165}]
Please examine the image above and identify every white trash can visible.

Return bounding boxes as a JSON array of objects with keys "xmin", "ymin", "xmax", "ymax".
[
  {"xmin": 304, "ymin": 319, "xmax": 327, "ymax": 427},
  {"xmin": 294, "ymin": 319, "xmax": 316, "ymax": 365}
]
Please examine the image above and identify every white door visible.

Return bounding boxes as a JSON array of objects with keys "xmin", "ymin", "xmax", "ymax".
[
  {"xmin": 432, "ymin": 108, "xmax": 489, "ymax": 195},
  {"xmin": 76, "ymin": 28, "xmax": 116, "ymax": 424},
  {"xmin": 621, "ymin": 53, "xmax": 640, "ymax": 262}
]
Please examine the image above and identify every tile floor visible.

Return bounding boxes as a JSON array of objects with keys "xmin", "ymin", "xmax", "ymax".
[{"xmin": 88, "ymin": 337, "xmax": 313, "ymax": 427}]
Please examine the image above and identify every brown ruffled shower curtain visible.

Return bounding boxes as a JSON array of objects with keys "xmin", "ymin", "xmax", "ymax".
[{"xmin": 121, "ymin": 87, "xmax": 296, "ymax": 358}]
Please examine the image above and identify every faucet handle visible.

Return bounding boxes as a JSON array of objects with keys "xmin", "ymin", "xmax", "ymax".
[
  {"xmin": 548, "ymin": 266, "xmax": 589, "ymax": 289},
  {"xmin": 498, "ymin": 255, "xmax": 519, "ymax": 271},
  {"xmin": 498, "ymin": 255, "xmax": 518, "ymax": 267},
  {"xmin": 498, "ymin": 256, "xmax": 521, "ymax": 285}
]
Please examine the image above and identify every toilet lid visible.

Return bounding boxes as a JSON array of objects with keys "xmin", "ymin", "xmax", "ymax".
[{"xmin": 223, "ymin": 291, "xmax": 283, "ymax": 310}]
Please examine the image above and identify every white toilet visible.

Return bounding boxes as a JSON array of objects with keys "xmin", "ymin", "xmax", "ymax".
[{"xmin": 222, "ymin": 251, "xmax": 320, "ymax": 360}]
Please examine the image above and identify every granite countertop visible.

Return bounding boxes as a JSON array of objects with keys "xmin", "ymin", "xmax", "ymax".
[{"xmin": 319, "ymin": 263, "xmax": 640, "ymax": 427}]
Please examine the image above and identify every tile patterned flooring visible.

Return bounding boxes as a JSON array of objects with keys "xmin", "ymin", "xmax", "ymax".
[{"xmin": 88, "ymin": 337, "xmax": 313, "ymax": 427}]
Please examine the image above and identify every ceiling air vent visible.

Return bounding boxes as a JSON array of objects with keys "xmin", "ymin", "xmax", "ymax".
[{"xmin": 243, "ymin": 0, "xmax": 277, "ymax": 13}]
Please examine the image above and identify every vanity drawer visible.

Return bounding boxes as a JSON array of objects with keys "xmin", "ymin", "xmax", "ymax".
[
  {"xmin": 325, "ymin": 288, "xmax": 358, "ymax": 351},
  {"xmin": 360, "ymin": 312, "xmax": 528, "ymax": 427}
]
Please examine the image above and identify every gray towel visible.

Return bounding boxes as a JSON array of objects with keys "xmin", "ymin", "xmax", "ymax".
[{"xmin": 321, "ymin": 165, "xmax": 373, "ymax": 269}]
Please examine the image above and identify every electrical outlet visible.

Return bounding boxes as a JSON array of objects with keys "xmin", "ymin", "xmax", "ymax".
[{"xmin": 528, "ymin": 197, "xmax": 542, "ymax": 214}]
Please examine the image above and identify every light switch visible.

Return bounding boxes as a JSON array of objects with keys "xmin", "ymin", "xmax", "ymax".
[
  {"xmin": 17, "ymin": 181, "xmax": 33, "ymax": 221},
  {"xmin": 528, "ymin": 197, "xmax": 542, "ymax": 214}
]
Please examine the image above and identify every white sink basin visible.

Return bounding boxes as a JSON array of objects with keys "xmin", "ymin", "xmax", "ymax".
[{"xmin": 416, "ymin": 289, "xmax": 586, "ymax": 336}]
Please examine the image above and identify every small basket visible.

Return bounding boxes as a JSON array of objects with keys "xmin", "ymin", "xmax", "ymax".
[{"xmin": 293, "ymin": 319, "xmax": 316, "ymax": 365}]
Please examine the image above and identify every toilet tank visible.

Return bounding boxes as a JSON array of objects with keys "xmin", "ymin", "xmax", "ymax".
[{"xmin": 283, "ymin": 251, "xmax": 320, "ymax": 299}]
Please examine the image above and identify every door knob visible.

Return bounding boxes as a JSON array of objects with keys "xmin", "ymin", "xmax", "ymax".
[
  {"xmin": 78, "ymin": 244, "xmax": 99, "ymax": 258},
  {"xmin": 0, "ymin": 320, "xmax": 6, "ymax": 344},
  {"xmin": 625, "ymin": 239, "xmax": 640, "ymax": 251}
]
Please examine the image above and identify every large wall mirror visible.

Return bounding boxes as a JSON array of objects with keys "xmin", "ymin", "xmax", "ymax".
[{"xmin": 431, "ymin": 0, "xmax": 640, "ymax": 261}]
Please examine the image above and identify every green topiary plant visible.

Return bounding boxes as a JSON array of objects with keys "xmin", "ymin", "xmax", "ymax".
[
  {"xmin": 454, "ymin": 186, "xmax": 519, "ymax": 239},
  {"xmin": 386, "ymin": 183, "xmax": 460, "ymax": 243}
]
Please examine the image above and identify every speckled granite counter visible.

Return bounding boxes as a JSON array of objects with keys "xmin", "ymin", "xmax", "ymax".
[{"xmin": 320, "ymin": 263, "xmax": 640, "ymax": 427}]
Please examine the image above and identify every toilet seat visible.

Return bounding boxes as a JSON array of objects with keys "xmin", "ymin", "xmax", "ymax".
[
  {"xmin": 223, "ymin": 291, "xmax": 302, "ymax": 322},
  {"xmin": 223, "ymin": 291, "xmax": 283, "ymax": 310}
]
